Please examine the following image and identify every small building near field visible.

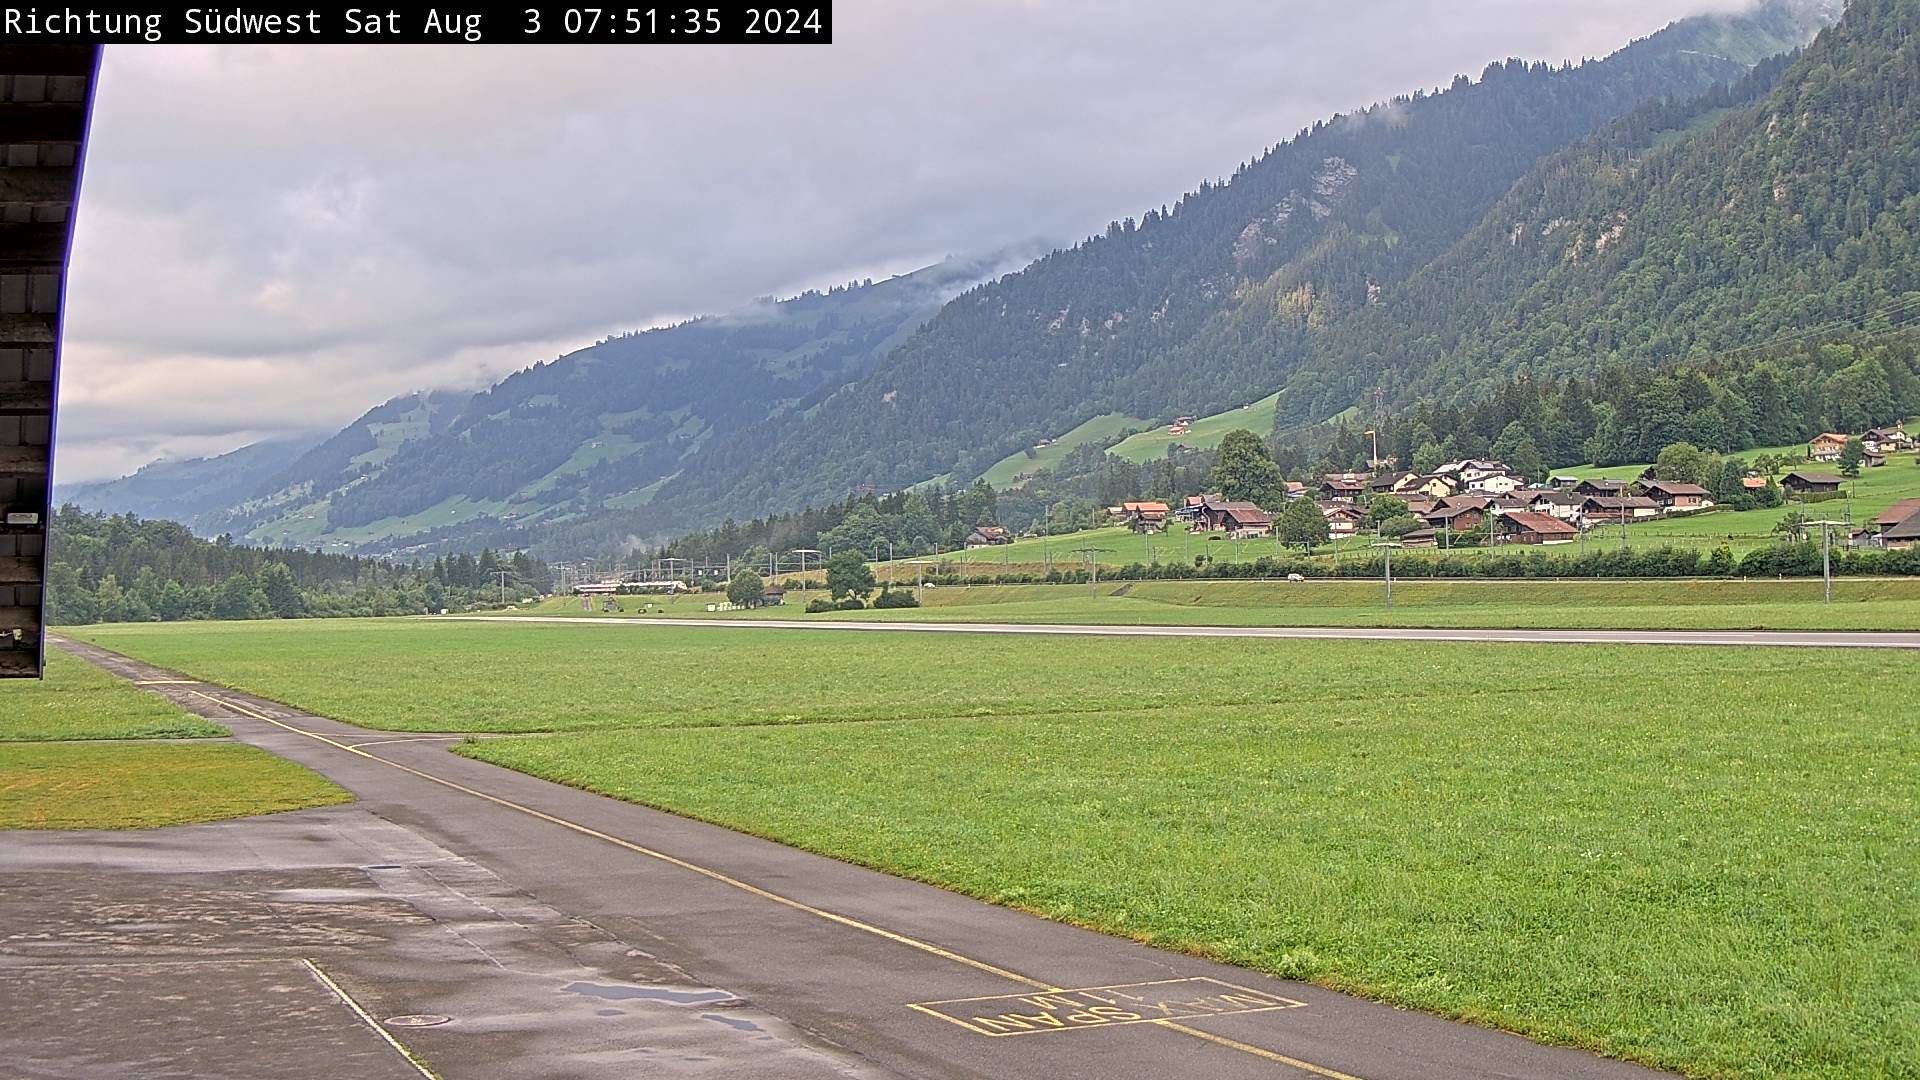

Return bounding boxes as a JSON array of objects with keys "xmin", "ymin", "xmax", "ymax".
[
  {"xmin": 1321, "ymin": 503, "xmax": 1367, "ymax": 537},
  {"xmin": 1423, "ymin": 501, "xmax": 1487, "ymax": 534},
  {"xmin": 1807, "ymin": 432, "xmax": 1851, "ymax": 462},
  {"xmin": 1521, "ymin": 489, "xmax": 1586, "ymax": 521},
  {"xmin": 1465, "ymin": 472, "xmax": 1522, "ymax": 496},
  {"xmin": 1864, "ymin": 423, "xmax": 1912, "ymax": 453},
  {"xmin": 1572, "ymin": 478, "xmax": 1626, "ymax": 497},
  {"xmin": 1742, "ymin": 476, "xmax": 1769, "ymax": 491},
  {"xmin": 1496, "ymin": 510, "xmax": 1580, "ymax": 545},
  {"xmin": 1199, "ymin": 501, "xmax": 1273, "ymax": 537},
  {"xmin": 1638, "ymin": 479, "xmax": 1713, "ymax": 512},
  {"xmin": 1781, "ymin": 471, "xmax": 1843, "ymax": 495},
  {"xmin": 964, "ymin": 525, "xmax": 1012, "ymax": 548},
  {"xmin": 1882, "ymin": 510, "xmax": 1920, "ymax": 551},
  {"xmin": 762, "ymin": 586, "xmax": 787, "ymax": 606},
  {"xmin": 1320, "ymin": 475, "xmax": 1367, "ymax": 502},
  {"xmin": 1579, "ymin": 496, "xmax": 1659, "ymax": 525},
  {"xmin": 1119, "ymin": 501, "xmax": 1171, "ymax": 533}
]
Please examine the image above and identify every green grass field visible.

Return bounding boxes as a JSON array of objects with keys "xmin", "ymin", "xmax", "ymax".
[
  {"xmin": 58, "ymin": 617, "xmax": 1914, "ymax": 1077},
  {"xmin": 0, "ymin": 742, "xmax": 351, "ymax": 829},
  {"xmin": 1107, "ymin": 392, "xmax": 1284, "ymax": 463},
  {"xmin": 1, "ymin": 650, "xmax": 227, "ymax": 741},
  {"xmin": 502, "ymin": 576, "xmax": 1920, "ymax": 631},
  {"xmin": 0, "ymin": 651, "xmax": 349, "ymax": 829},
  {"xmin": 978, "ymin": 412, "xmax": 1150, "ymax": 487}
]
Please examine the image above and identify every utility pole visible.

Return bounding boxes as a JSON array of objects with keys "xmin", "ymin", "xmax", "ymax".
[
  {"xmin": 1070, "ymin": 548, "xmax": 1107, "ymax": 598},
  {"xmin": 1808, "ymin": 519, "xmax": 1847, "ymax": 604},
  {"xmin": 492, "ymin": 569, "xmax": 510, "ymax": 605},
  {"xmin": 1370, "ymin": 536, "xmax": 1402, "ymax": 610}
]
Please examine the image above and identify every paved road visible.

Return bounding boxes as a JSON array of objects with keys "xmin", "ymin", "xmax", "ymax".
[
  {"xmin": 440, "ymin": 614, "xmax": 1920, "ymax": 649},
  {"xmin": 55, "ymin": 638, "xmax": 1676, "ymax": 1080}
]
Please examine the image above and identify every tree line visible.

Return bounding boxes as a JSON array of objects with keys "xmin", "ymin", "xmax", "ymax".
[{"xmin": 45, "ymin": 507, "xmax": 553, "ymax": 625}]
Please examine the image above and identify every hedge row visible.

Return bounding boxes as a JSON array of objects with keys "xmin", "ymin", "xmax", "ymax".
[{"xmin": 908, "ymin": 543, "xmax": 1917, "ymax": 586}]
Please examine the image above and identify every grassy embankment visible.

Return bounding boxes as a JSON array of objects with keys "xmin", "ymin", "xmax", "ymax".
[
  {"xmin": 0, "ymin": 651, "xmax": 349, "ymax": 829},
  {"xmin": 58, "ymin": 617, "xmax": 1920, "ymax": 1079},
  {"xmin": 496, "ymin": 576, "xmax": 1920, "ymax": 631}
]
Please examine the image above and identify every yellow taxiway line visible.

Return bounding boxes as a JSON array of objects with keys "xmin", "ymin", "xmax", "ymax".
[{"xmin": 191, "ymin": 688, "xmax": 1363, "ymax": 1079}]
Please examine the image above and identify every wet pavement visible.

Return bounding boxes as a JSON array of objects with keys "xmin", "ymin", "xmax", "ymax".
[{"xmin": 22, "ymin": 637, "xmax": 1680, "ymax": 1080}]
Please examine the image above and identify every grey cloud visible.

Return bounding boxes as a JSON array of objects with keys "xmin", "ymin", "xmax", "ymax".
[{"xmin": 59, "ymin": 0, "xmax": 1758, "ymax": 481}]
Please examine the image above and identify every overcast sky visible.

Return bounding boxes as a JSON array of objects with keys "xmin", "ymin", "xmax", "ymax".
[{"xmin": 57, "ymin": 0, "xmax": 1754, "ymax": 482}]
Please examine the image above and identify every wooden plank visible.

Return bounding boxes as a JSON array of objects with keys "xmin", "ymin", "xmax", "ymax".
[
  {"xmin": 0, "ymin": 314, "xmax": 54, "ymax": 348},
  {"xmin": 0, "ymin": 222, "xmax": 71, "ymax": 269},
  {"xmin": 0, "ymin": 605, "xmax": 38, "ymax": 633},
  {"xmin": 0, "ymin": 167, "xmax": 78, "ymax": 206},
  {"xmin": 0, "ymin": 647, "xmax": 38, "ymax": 677},
  {"xmin": 0, "ymin": 104, "xmax": 87, "ymax": 144},
  {"xmin": 0, "ymin": 555, "xmax": 37, "ymax": 583},
  {"xmin": 0, "ymin": 382, "xmax": 53, "ymax": 411},
  {"xmin": 0, "ymin": 443, "xmax": 49, "ymax": 472}
]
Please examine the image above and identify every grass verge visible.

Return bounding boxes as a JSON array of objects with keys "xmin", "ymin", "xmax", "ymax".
[
  {"xmin": 1, "ymin": 650, "xmax": 227, "ymax": 741},
  {"xmin": 0, "ymin": 742, "xmax": 350, "ymax": 829}
]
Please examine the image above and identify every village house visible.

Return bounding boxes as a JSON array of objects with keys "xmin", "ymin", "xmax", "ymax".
[
  {"xmin": 1283, "ymin": 480, "xmax": 1309, "ymax": 500},
  {"xmin": 1321, "ymin": 503, "xmax": 1367, "ymax": 538},
  {"xmin": 1638, "ymin": 479, "xmax": 1713, "ymax": 512},
  {"xmin": 1200, "ymin": 502, "xmax": 1273, "ymax": 538},
  {"xmin": 1864, "ymin": 423, "xmax": 1912, "ymax": 454},
  {"xmin": 1410, "ymin": 474, "xmax": 1459, "ymax": 498},
  {"xmin": 1883, "ymin": 512, "xmax": 1920, "ymax": 552},
  {"xmin": 1520, "ymin": 488, "xmax": 1587, "ymax": 522},
  {"xmin": 1423, "ymin": 497, "xmax": 1490, "ymax": 535},
  {"xmin": 1869, "ymin": 499, "xmax": 1920, "ymax": 547},
  {"xmin": 1368, "ymin": 471, "xmax": 1420, "ymax": 494},
  {"xmin": 1320, "ymin": 474, "xmax": 1368, "ymax": 502},
  {"xmin": 1549, "ymin": 475, "xmax": 1582, "ymax": 489},
  {"xmin": 1496, "ymin": 510, "xmax": 1580, "ymax": 545},
  {"xmin": 1807, "ymin": 432, "xmax": 1850, "ymax": 462},
  {"xmin": 1741, "ymin": 476, "xmax": 1769, "ymax": 492},
  {"xmin": 1781, "ymin": 471, "xmax": 1843, "ymax": 495},
  {"xmin": 1572, "ymin": 478, "xmax": 1627, "ymax": 498},
  {"xmin": 1578, "ymin": 495, "xmax": 1659, "ymax": 526},
  {"xmin": 964, "ymin": 525, "xmax": 1012, "ymax": 548},
  {"xmin": 1119, "ymin": 501, "xmax": 1170, "ymax": 533},
  {"xmin": 1465, "ymin": 472, "xmax": 1522, "ymax": 496},
  {"xmin": 1177, "ymin": 494, "xmax": 1214, "ymax": 519}
]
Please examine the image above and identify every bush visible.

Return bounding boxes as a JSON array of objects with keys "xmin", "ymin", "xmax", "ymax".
[
  {"xmin": 804, "ymin": 598, "xmax": 838, "ymax": 613},
  {"xmin": 872, "ymin": 587, "xmax": 921, "ymax": 609}
]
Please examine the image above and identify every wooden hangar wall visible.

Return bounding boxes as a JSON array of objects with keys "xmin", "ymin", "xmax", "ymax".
[{"xmin": 0, "ymin": 45, "xmax": 96, "ymax": 678}]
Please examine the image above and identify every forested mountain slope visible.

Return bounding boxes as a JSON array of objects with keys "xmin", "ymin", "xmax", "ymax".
[
  {"xmin": 641, "ymin": 0, "xmax": 1832, "ymax": 528},
  {"xmin": 1278, "ymin": 0, "xmax": 1919, "ymax": 421},
  {"xmin": 184, "ymin": 255, "xmax": 1012, "ymax": 550}
]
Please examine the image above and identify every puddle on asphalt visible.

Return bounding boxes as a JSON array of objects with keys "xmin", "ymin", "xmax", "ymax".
[
  {"xmin": 270, "ymin": 888, "xmax": 386, "ymax": 903},
  {"xmin": 700, "ymin": 1012, "xmax": 763, "ymax": 1034},
  {"xmin": 560, "ymin": 980, "xmax": 734, "ymax": 1005}
]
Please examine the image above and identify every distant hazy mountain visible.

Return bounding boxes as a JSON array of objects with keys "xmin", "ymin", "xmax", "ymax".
[
  {"xmin": 58, "ymin": 435, "xmax": 321, "ymax": 534},
  {"xmin": 170, "ymin": 253, "xmax": 1022, "ymax": 552}
]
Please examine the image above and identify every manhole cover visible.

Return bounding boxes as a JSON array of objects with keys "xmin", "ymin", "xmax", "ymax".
[{"xmin": 384, "ymin": 1014, "xmax": 452, "ymax": 1028}]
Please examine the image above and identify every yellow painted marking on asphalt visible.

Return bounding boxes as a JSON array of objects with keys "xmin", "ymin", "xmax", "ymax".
[
  {"xmin": 909, "ymin": 977, "xmax": 1306, "ymax": 1037},
  {"xmin": 191, "ymin": 690, "xmax": 1048, "ymax": 991},
  {"xmin": 302, "ymin": 957, "xmax": 442, "ymax": 1080},
  {"xmin": 190, "ymin": 688, "xmax": 1366, "ymax": 1077},
  {"xmin": 1158, "ymin": 1021, "xmax": 1366, "ymax": 1080}
]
